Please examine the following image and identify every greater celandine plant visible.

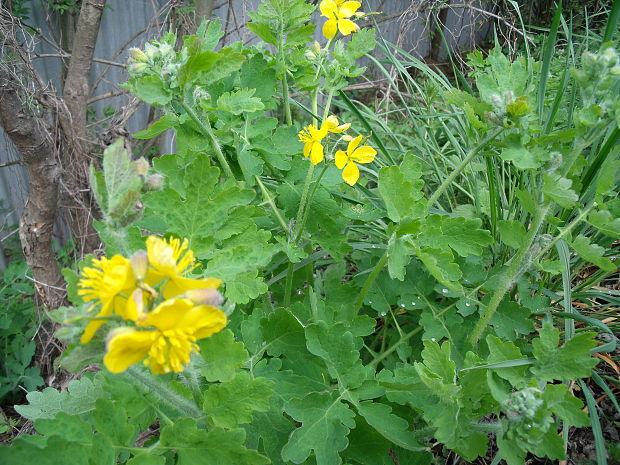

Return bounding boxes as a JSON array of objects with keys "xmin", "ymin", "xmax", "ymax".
[{"xmin": 1, "ymin": 1, "xmax": 617, "ymax": 465}]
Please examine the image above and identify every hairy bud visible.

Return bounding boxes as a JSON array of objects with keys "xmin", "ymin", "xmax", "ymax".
[
  {"xmin": 130, "ymin": 250, "xmax": 149, "ymax": 281},
  {"xmin": 186, "ymin": 288, "xmax": 224, "ymax": 307}
]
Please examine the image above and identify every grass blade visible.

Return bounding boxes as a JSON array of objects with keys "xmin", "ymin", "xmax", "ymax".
[
  {"xmin": 539, "ymin": 1, "xmax": 563, "ymax": 127},
  {"xmin": 578, "ymin": 379, "xmax": 608, "ymax": 465}
]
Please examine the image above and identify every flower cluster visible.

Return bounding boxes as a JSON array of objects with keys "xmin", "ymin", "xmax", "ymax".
[
  {"xmin": 78, "ymin": 236, "xmax": 226, "ymax": 374},
  {"xmin": 319, "ymin": 0, "xmax": 362, "ymax": 40},
  {"xmin": 298, "ymin": 115, "xmax": 376, "ymax": 186}
]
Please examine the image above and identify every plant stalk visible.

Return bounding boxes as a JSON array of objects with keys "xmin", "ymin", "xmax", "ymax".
[
  {"xmin": 352, "ymin": 251, "xmax": 388, "ymax": 317},
  {"xmin": 427, "ymin": 127, "xmax": 504, "ymax": 210},
  {"xmin": 180, "ymin": 101, "xmax": 236, "ymax": 180}
]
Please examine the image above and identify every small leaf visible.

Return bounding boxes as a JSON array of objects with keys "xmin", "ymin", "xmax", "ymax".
[
  {"xmin": 543, "ymin": 173, "xmax": 578, "ymax": 208},
  {"xmin": 498, "ymin": 220, "xmax": 526, "ymax": 248},
  {"xmin": 570, "ymin": 235, "xmax": 616, "ymax": 272},
  {"xmin": 133, "ymin": 114, "xmax": 178, "ymax": 139},
  {"xmin": 217, "ymin": 88, "xmax": 265, "ymax": 115},
  {"xmin": 199, "ymin": 329, "xmax": 248, "ymax": 382}
]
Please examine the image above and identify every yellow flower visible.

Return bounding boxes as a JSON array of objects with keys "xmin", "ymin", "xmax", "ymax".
[
  {"xmin": 145, "ymin": 236, "xmax": 222, "ymax": 299},
  {"xmin": 335, "ymin": 135, "xmax": 376, "ymax": 185},
  {"xmin": 298, "ymin": 115, "xmax": 351, "ymax": 165},
  {"xmin": 320, "ymin": 0, "xmax": 361, "ymax": 39},
  {"xmin": 78, "ymin": 255, "xmax": 137, "ymax": 343},
  {"xmin": 103, "ymin": 298, "xmax": 227, "ymax": 374}
]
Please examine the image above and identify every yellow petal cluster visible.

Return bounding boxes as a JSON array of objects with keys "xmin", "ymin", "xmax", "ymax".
[
  {"xmin": 320, "ymin": 0, "xmax": 361, "ymax": 39},
  {"xmin": 298, "ymin": 115, "xmax": 350, "ymax": 165},
  {"xmin": 335, "ymin": 135, "xmax": 377, "ymax": 185},
  {"xmin": 103, "ymin": 297, "xmax": 226, "ymax": 374},
  {"xmin": 77, "ymin": 236, "xmax": 226, "ymax": 374}
]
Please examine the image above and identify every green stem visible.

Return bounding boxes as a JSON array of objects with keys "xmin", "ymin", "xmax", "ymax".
[
  {"xmin": 322, "ymin": 88, "xmax": 335, "ymax": 122},
  {"xmin": 125, "ymin": 366, "xmax": 203, "ymax": 419},
  {"xmin": 294, "ymin": 163, "xmax": 329, "ymax": 242},
  {"xmin": 427, "ymin": 127, "xmax": 504, "ymax": 210},
  {"xmin": 535, "ymin": 203, "xmax": 595, "ymax": 261},
  {"xmin": 256, "ymin": 175, "xmax": 288, "ymax": 232},
  {"xmin": 352, "ymin": 251, "xmax": 388, "ymax": 317},
  {"xmin": 180, "ymin": 101, "xmax": 235, "ymax": 180},
  {"xmin": 282, "ymin": 72, "xmax": 293, "ymax": 126},
  {"xmin": 293, "ymin": 163, "xmax": 316, "ymax": 240},
  {"xmin": 468, "ymin": 202, "xmax": 552, "ymax": 345},
  {"xmin": 283, "ymin": 262, "xmax": 295, "ymax": 307}
]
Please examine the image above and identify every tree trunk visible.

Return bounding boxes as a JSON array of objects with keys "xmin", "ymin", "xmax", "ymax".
[
  {"xmin": 0, "ymin": 71, "xmax": 65, "ymax": 309},
  {"xmin": 60, "ymin": 0, "xmax": 107, "ymax": 255}
]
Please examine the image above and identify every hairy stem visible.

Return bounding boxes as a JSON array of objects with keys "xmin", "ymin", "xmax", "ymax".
[
  {"xmin": 352, "ymin": 251, "xmax": 388, "ymax": 317},
  {"xmin": 427, "ymin": 127, "xmax": 504, "ymax": 210},
  {"xmin": 180, "ymin": 101, "xmax": 235, "ymax": 180}
]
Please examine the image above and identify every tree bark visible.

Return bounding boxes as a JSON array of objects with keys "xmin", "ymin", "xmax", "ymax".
[
  {"xmin": 0, "ymin": 71, "xmax": 65, "ymax": 308},
  {"xmin": 60, "ymin": 0, "xmax": 107, "ymax": 255}
]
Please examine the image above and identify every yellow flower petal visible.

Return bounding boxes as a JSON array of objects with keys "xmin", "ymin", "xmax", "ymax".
[
  {"xmin": 142, "ymin": 298, "xmax": 195, "ymax": 331},
  {"xmin": 322, "ymin": 19, "xmax": 338, "ymax": 39},
  {"xmin": 342, "ymin": 161, "xmax": 360, "ymax": 186},
  {"xmin": 163, "ymin": 276, "xmax": 222, "ymax": 300},
  {"xmin": 81, "ymin": 317, "xmax": 108, "ymax": 344},
  {"xmin": 335, "ymin": 150, "xmax": 348, "ymax": 169},
  {"xmin": 320, "ymin": 0, "xmax": 338, "ymax": 18},
  {"xmin": 103, "ymin": 329, "xmax": 158, "ymax": 374},
  {"xmin": 177, "ymin": 305, "xmax": 227, "ymax": 339},
  {"xmin": 340, "ymin": 1, "xmax": 361, "ymax": 16},
  {"xmin": 324, "ymin": 115, "xmax": 340, "ymax": 130},
  {"xmin": 337, "ymin": 18, "xmax": 357, "ymax": 36},
  {"xmin": 310, "ymin": 141, "xmax": 325, "ymax": 165},
  {"xmin": 347, "ymin": 135, "xmax": 362, "ymax": 154},
  {"xmin": 303, "ymin": 141, "xmax": 312, "ymax": 159},
  {"xmin": 350, "ymin": 145, "xmax": 377, "ymax": 164}
]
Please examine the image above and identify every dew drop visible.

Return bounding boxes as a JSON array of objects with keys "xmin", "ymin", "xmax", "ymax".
[
  {"xmin": 368, "ymin": 300, "xmax": 372, "ymax": 304},
  {"xmin": 411, "ymin": 302, "xmax": 416, "ymax": 306},
  {"xmin": 431, "ymin": 338, "xmax": 436, "ymax": 342},
  {"xmin": 465, "ymin": 302, "xmax": 471, "ymax": 307},
  {"xmin": 400, "ymin": 304, "xmax": 405, "ymax": 308},
  {"xmin": 380, "ymin": 312, "xmax": 387, "ymax": 317},
  {"xmin": 525, "ymin": 424, "xmax": 532, "ymax": 429},
  {"xmin": 442, "ymin": 288, "xmax": 448, "ymax": 293}
]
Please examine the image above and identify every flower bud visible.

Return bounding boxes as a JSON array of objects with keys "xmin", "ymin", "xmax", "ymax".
[
  {"xmin": 185, "ymin": 288, "xmax": 224, "ymax": 307},
  {"xmin": 342, "ymin": 134, "xmax": 353, "ymax": 141},
  {"xmin": 128, "ymin": 62, "xmax": 148, "ymax": 74},
  {"xmin": 134, "ymin": 157, "xmax": 149, "ymax": 175},
  {"xmin": 490, "ymin": 93, "xmax": 503, "ymax": 108},
  {"xmin": 129, "ymin": 47, "xmax": 148, "ymax": 63},
  {"xmin": 305, "ymin": 50, "xmax": 317, "ymax": 60},
  {"xmin": 130, "ymin": 250, "xmax": 149, "ymax": 281},
  {"xmin": 144, "ymin": 174, "xmax": 164, "ymax": 191},
  {"xmin": 313, "ymin": 41, "xmax": 321, "ymax": 54},
  {"xmin": 144, "ymin": 42, "xmax": 158, "ymax": 60}
]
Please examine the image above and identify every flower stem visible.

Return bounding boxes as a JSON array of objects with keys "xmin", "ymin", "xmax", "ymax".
[
  {"xmin": 294, "ymin": 163, "xmax": 329, "ymax": 243},
  {"xmin": 256, "ymin": 175, "xmax": 288, "ymax": 232},
  {"xmin": 427, "ymin": 127, "xmax": 504, "ymax": 210},
  {"xmin": 180, "ymin": 101, "xmax": 236, "ymax": 181},
  {"xmin": 352, "ymin": 250, "xmax": 388, "ymax": 317},
  {"xmin": 125, "ymin": 366, "xmax": 203, "ymax": 419}
]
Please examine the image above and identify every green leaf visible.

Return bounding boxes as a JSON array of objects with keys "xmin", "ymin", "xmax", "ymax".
[
  {"xmin": 485, "ymin": 335, "xmax": 527, "ymax": 386},
  {"xmin": 101, "ymin": 139, "xmax": 143, "ymax": 219},
  {"xmin": 133, "ymin": 114, "xmax": 179, "ymax": 139},
  {"xmin": 260, "ymin": 308, "xmax": 307, "ymax": 359},
  {"xmin": 143, "ymin": 157, "xmax": 275, "ymax": 302},
  {"xmin": 570, "ymin": 235, "xmax": 617, "ymax": 272},
  {"xmin": 199, "ymin": 329, "xmax": 248, "ymax": 382},
  {"xmin": 93, "ymin": 398, "xmax": 134, "ymax": 446},
  {"xmin": 217, "ymin": 88, "xmax": 265, "ymax": 115},
  {"xmin": 124, "ymin": 74, "xmax": 171, "ymax": 105},
  {"xmin": 531, "ymin": 321, "xmax": 599, "ymax": 381},
  {"xmin": 15, "ymin": 375, "xmax": 106, "ymax": 420},
  {"xmin": 378, "ymin": 164, "xmax": 426, "ymax": 222},
  {"xmin": 203, "ymin": 372, "xmax": 273, "ymax": 428},
  {"xmin": 543, "ymin": 173, "xmax": 578, "ymax": 208},
  {"xmin": 159, "ymin": 419, "xmax": 268, "ymax": 465},
  {"xmin": 247, "ymin": 22, "xmax": 277, "ymax": 45},
  {"xmin": 281, "ymin": 391, "xmax": 356, "ymax": 465},
  {"xmin": 356, "ymin": 402, "xmax": 426, "ymax": 451},
  {"xmin": 414, "ymin": 341, "xmax": 460, "ymax": 401},
  {"xmin": 500, "ymin": 142, "xmax": 550, "ymax": 170},
  {"xmin": 179, "ymin": 48, "xmax": 246, "ymax": 87},
  {"xmin": 412, "ymin": 246, "xmax": 463, "ymax": 292},
  {"xmin": 542, "ymin": 384, "xmax": 589, "ymax": 427},
  {"xmin": 418, "ymin": 215, "xmax": 493, "ymax": 257},
  {"xmin": 387, "ymin": 233, "xmax": 411, "ymax": 281},
  {"xmin": 588, "ymin": 209, "xmax": 620, "ymax": 238},
  {"xmin": 498, "ymin": 220, "xmax": 526, "ymax": 248},
  {"xmin": 489, "ymin": 301, "xmax": 535, "ymax": 341}
]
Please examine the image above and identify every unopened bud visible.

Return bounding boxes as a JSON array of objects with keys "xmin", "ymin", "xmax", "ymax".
[
  {"xmin": 159, "ymin": 43, "xmax": 174, "ymax": 58},
  {"xmin": 144, "ymin": 174, "xmax": 164, "ymax": 191},
  {"xmin": 134, "ymin": 157, "xmax": 149, "ymax": 175},
  {"xmin": 130, "ymin": 250, "xmax": 149, "ymax": 281},
  {"xmin": 342, "ymin": 134, "xmax": 353, "ymax": 142},
  {"xmin": 354, "ymin": 23, "xmax": 361, "ymax": 32},
  {"xmin": 128, "ymin": 62, "xmax": 148, "ymax": 74},
  {"xmin": 503, "ymin": 90, "xmax": 515, "ymax": 102},
  {"xmin": 144, "ymin": 42, "xmax": 158, "ymax": 60},
  {"xmin": 305, "ymin": 50, "xmax": 317, "ymax": 60},
  {"xmin": 186, "ymin": 288, "xmax": 224, "ymax": 307},
  {"xmin": 490, "ymin": 93, "xmax": 503, "ymax": 108},
  {"xmin": 129, "ymin": 47, "xmax": 148, "ymax": 63}
]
